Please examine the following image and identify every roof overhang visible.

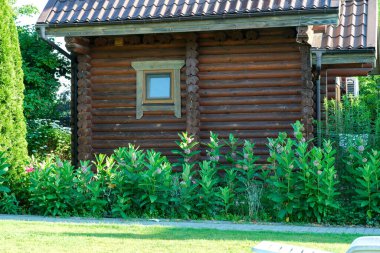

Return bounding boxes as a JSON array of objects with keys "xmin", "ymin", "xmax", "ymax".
[
  {"xmin": 311, "ymin": 49, "xmax": 377, "ymax": 67},
  {"xmin": 36, "ymin": 10, "xmax": 339, "ymax": 38}
]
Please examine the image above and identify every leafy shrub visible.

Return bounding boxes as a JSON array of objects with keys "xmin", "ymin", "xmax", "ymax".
[
  {"xmin": 344, "ymin": 145, "xmax": 380, "ymax": 223},
  {"xmin": 0, "ymin": 150, "xmax": 19, "ymax": 214},
  {"xmin": 267, "ymin": 121, "xmax": 339, "ymax": 223},
  {"xmin": 1, "ymin": 124, "xmax": 376, "ymax": 224},
  {"xmin": 26, "ymin": 119, "xmax": 71, "ymax": 160},
  {"xmin": 28, "ymin": 157, "xmax": 76, "ymax": 216}
]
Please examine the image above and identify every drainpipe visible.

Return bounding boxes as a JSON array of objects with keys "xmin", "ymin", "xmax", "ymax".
[
  {"xmin": 315, "ymin": 51, "xmax": 323, "ymax": 147},
  {"xmin": 39, "ymin": 27, "xmax": 78, "ymax": 167}
]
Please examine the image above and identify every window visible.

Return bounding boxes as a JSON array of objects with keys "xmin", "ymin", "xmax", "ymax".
[
  {"xmin": 144, "ymin": 72, "xmax": 173, "ymax": 103},
  {"xmin": 132, "ymin": 60, "xmax": 184, "ymax": 119}
]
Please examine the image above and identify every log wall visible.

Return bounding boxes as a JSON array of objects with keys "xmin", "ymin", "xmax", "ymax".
[
  {"xmin": 89, "ymin": 35, "xmax": 187, "ymax": 158},
  {"xmin": 197, "ymin": 29, "xmax": 304, "ymax": 161},
  {"xmin": 71, "ymin": 28, "xmax": 311, "ymax": 161}
]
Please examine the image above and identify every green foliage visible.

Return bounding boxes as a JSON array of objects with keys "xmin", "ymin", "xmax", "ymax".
[
  {"xmin": 28, "ymin": 157, "xmax": 77, "ymax": 216},
  {"xmin": 0, "ymin": 151, "xmax": 19, "ymax": 214},
  {"xmin": 0, "ymin": 0, "xmax": 28, "ymax": 177},
  {"xmin": 170, "ymin": 164, "xmax": 197, "ymax": 218},
  {"xmin": 267, "ymin": 121, "xmax": 340, "ymax": 223},
  {"xmin": 345, "ymin": 147, "xmax": 380, "ymax": 223},
  {"xmin": 26, "ymin": 119, "xmax": 71, "ymax": 160},
  {"xmin": 171, "ymin": 132, "xmax": 200, "ymax": 166},
  {"xmin": 358, "ymin": 75, "xmax": 380, "ymax": 119},
  {"xmin": 18, "ymin": 25, "xmax": 69, "ymax": 121},
  {"xmin": 0, "ymin": 125, "xmax": 378, "ymax": 224},
  {"xmin": 196, "ymin": 161, "xmax": 219, "ymax": 217},
  {"xmin": 18, "ymin": 25, "xmax": 70, "ymax": 159}
]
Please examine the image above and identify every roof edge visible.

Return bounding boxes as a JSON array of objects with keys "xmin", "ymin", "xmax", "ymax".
[{"xmin": 37, "ymin": 10, "xmax": 339, "ymax": 38}]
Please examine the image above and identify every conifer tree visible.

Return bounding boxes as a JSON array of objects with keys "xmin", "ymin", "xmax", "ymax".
[{"xmin": 0, "ymin": 0, "xmax": 28, "ymax": 175}]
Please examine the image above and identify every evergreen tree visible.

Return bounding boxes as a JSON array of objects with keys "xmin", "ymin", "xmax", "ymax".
[{"xmin": 0, "ymin": 0, "xmax": 28, "ymax": 174}]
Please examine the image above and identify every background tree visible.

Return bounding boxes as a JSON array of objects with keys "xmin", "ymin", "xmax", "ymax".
[
  {"xmin": 0, "ymin": 0, "xmax": 28, "ymax": 173},
  {"xmin": 18, "ymin": 25, "xmax": 70, "ymax": 121}
]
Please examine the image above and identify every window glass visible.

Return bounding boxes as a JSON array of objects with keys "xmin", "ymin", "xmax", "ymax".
[{"xmin": 146, "ymin": 73, "xmax": 171, "ymax": 99}]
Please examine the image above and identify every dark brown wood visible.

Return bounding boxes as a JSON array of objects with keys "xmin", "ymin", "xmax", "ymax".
[
  {"xmin": 65, "ymin": 37, "xmax": 93, "ymax": 161},
  {"xmin": 299, "ymin": 44, "xmax": 315, "ymax": 140},
  {"xmin": 185, "ymin": 33, "xmax": 201, "ymax": 160}
]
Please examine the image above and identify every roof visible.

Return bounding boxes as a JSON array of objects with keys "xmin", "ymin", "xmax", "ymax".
[
  {"xmin": 319, "ymin": 0, "xmax": 375, "ymax": 50},
  {"xmin": 37, "ymin": 0, "xmax": 339, "ymax": 25}
]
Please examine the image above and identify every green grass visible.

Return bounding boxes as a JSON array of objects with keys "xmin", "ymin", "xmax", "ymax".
[{"xmin": 0, "ymin": 220, "xmax": 360, "ymax": 253}]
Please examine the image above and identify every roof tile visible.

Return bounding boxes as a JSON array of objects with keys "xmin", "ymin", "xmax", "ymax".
[
  {"xmin": 37, "ymin": 0, "xmax": 338, "ymax": 24},
  {"xmin": 320, "ymin": 0, "xmax": 369, "ymax": 50}
]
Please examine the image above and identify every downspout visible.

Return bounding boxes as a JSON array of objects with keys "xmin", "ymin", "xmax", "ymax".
[
  {"xmin": 39, "ymin": 26, "xmax": 78, "ymax": 167},
  {"xmin": 315, "ymin": 51, "xmax": 323, "ymax": 147}
]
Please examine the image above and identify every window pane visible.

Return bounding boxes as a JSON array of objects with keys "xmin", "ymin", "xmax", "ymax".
[{"xmin": 146, "ymin": 73, "xmax": 171, "ymax": 99}]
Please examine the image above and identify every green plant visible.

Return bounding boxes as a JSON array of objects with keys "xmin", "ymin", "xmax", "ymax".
[
  {"xmin": 26, "ymin": 119, "xmax": 71, "ymax": 160},
  {"xmin": 216, "ymin": 186, "xmax": 235, "ymax": 216},
  {"xmin": 112, "ymin": 145, "xmax": 145, "ymax": 217},
  {"xmin": 0, "ymin": 0, "xmax": 29, "ymax": 178},
  {"xmin": 205, "ymin": 132, "xmax": 223, "ymax": 166},
  {"xmin": 267, "ymin": 130, "xmax": 298, "ymax": 221},
  {"xmin": 351, "ymin": 150, "xmax": 380, "ymax": 221},
  {"xmin": 28, "ymin": 157, "xmax": 76, "ymax": 216},
  {"xmin": 0, "ymin": 151, "xmax": 19, "ymax": 214},
  {"xmin": 170, "ymin": 164, "xmax": 197, "ymax": 218},
  {"xmin": 236, "ymin": 140, "xmax": 264, "ymax": 219},
  {"xmin": 267, "ymin": 121, "xmax": 339, "ymax": 223},
  {"xmin": 224, "ymin": 134, "xmax": 239, "ymax": 165},
  {"xmin": 196, "ymin": 161, "xmax": 219, "ymax": 217},
  {"xmin": 139, "ymin": 150, "xmax": 172, "ymax": 216},
  {"xmin": 172, "ymin": 132, "xmax": 200, "ymax": 166}
]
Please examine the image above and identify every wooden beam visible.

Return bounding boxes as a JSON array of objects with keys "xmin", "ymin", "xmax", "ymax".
[
  {"xmin": 299, "ymin": 44, "xmax": 315, "ymax": 140},
  {"xmin": 311, "ymin": 52, "xmax": 376, "ymax": 65},
  {"xmin": 41, "ymin": 13, "xmax": 339, "ymax": 37},
  {"xmin": 185, "ymin": 33, "xmax": 200, "ymax": 160}
]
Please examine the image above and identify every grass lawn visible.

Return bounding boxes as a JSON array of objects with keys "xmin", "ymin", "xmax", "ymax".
[{"xmin": 0, "ymin": 220, "xmax": 360, "ymax": 253}]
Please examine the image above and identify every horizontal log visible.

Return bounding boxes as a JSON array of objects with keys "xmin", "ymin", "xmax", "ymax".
[
  {"xmin": 198, "ymin": 44, "xmax": 299, "ymax": 55},
  {"xmin": 92, "ymin": 91, "xmax": 136, "ymax": 100},
  {"xmin": 198, "ymin": 52, "xmax": 300, "ymax": 64},
  {"xmin": 199, "ymin": 70, "xmax": 301, "ymax": 80},
  {"xmin": 91, "ymin": 75, "xmax": 136, "ymax": 84},
  {"xmin": 199, "ymin": 96, "xmax": 301, "ymax": 106},
  {"xmin": 199, "ymin": 129, "xmax": 293, "ymax": 139},
  {"xmin": 93, "ymin": 132, "xmax": 180, "ymax": 140},
  {"xmin": 91, "ymin": 67, "xmax": 135, "ymax": 76},
  {"xmin": 91, "ymin": 58, "xmax": 132, "ymax": 68},
  {"xmin": 199, "ymin": 87, "xmax": 301, "ymax": 97},
  {"xmin": 92, "ymin": 108, "xmax": 186, "ymax": 116},
  {"xmin": 200, "ymin": 104, "xmax": 301, "ymax": 114},
  {"xmin": 93, "ymin": 148, "xmax": 178, "ymax": 157},
  {"xmin": 92, "ymin": 115, "xmax": 186, "ymax": 124},
  {"xmin": 93, "ymin": 140, "xmax": 178, "ymax": 149},
  {"xmin": 199, "ymin": 61, "xmax": 301, "ymax": 72},
  {"xmin": 91, "ymin": 48, "xmax": 185, "ymax": 59},
  {"xmin": 200, "ymin": 112, "xmax": 301, "ymax": 122},
  {"xmin": 92, "ymin": 83, "xmax": 136, "ymax": 92},
  {"xmin": 92, "ymin": 100, "xmax": 135, "ymax": 108},
  {"xmin": 198, "ymin": 37, "xmax": 297, "ymax": 47},
  {"xmin": 92, "ymin": 123, "xmax": 185, "ymax": 132},
  {"xmin": 198, "ymin": 78, "xmax": 303, "ymax": 89},
  {"xmin": 200, "ymin": 121, "xmax": 294, "ymax": 131},
  {"xmin": 91, "ymin": 40, "xmax": 186, "ymax": 51},
  {"xmin": 92, "ymin": 91, "xmax": 187, "ymax": 101}
]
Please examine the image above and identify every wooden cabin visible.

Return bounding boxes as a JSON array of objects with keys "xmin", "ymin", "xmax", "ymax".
[{"xmin": 36, "ymin": 0, "xmax": 378, "ymax": 164}]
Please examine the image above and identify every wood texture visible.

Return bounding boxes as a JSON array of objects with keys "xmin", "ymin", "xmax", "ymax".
[
  {"xmin": 90, "ymin": 36, "xmax": 187, "ymax": 156},
  {"xmin": 198, "ymin": 29, "xmax": 303, "ymax": 156},
  {"xmin": 65, "ymin": 37, "xmax": 93, "ymax": 160},
  {"xmin": 299, "ymin": 44, "xmax": 315, "ymax": 140}
]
